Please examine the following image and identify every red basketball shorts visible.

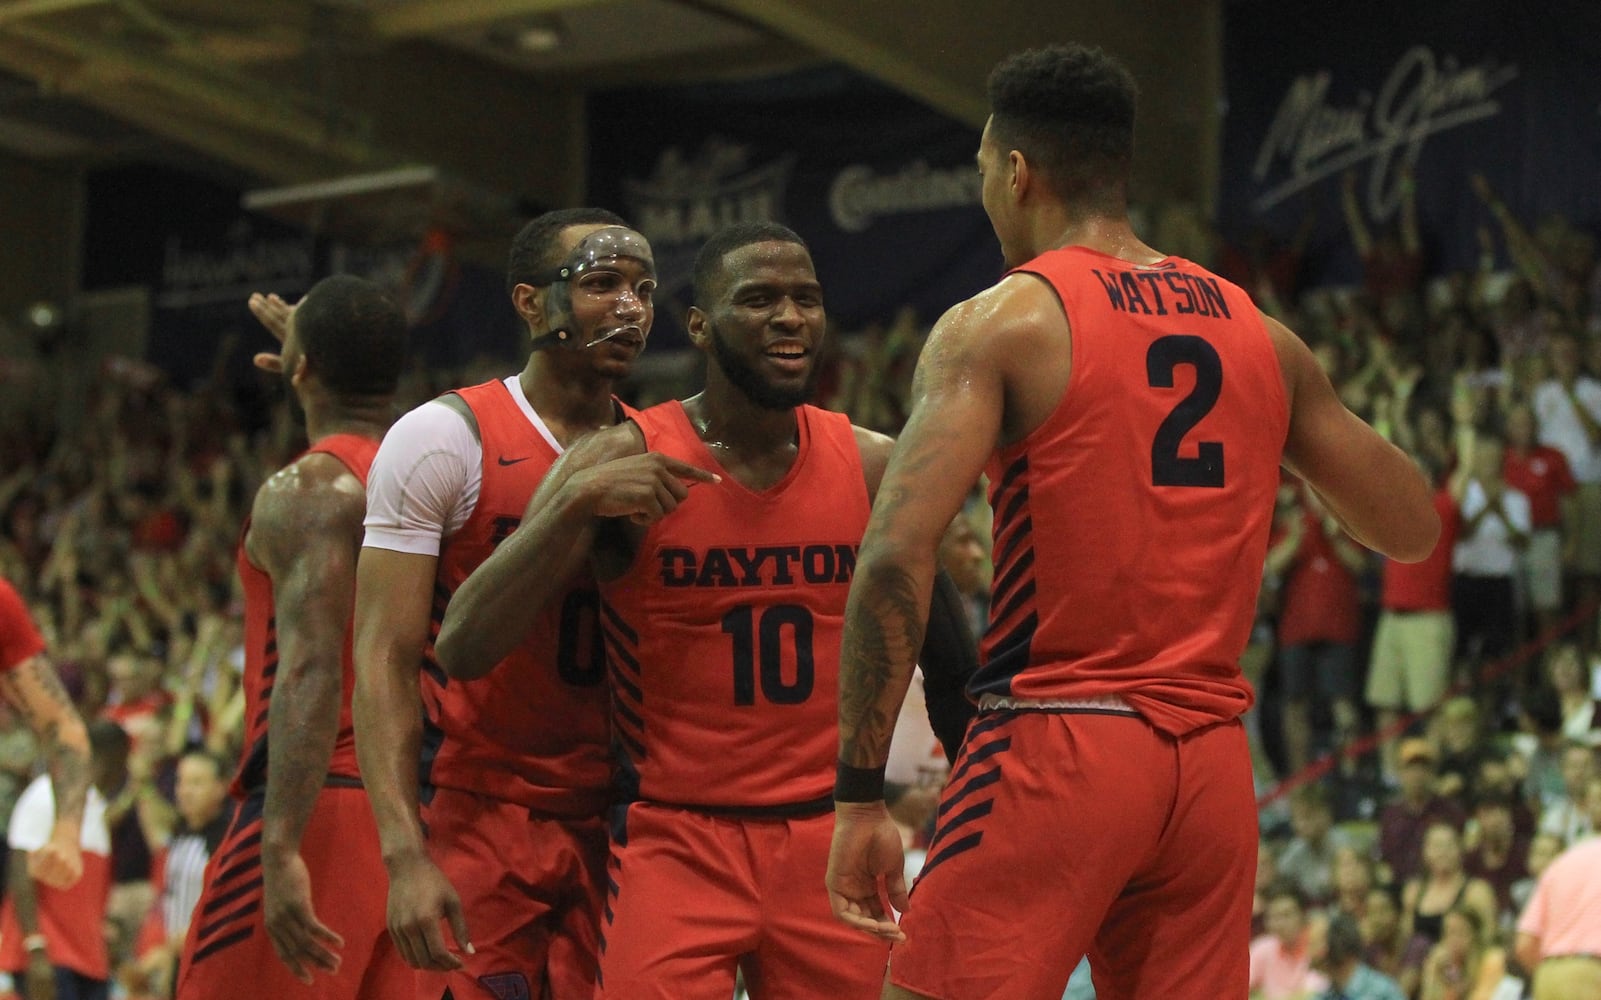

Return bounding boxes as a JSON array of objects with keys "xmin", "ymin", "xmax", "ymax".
[
  {"xmin": 597, "ymin": 802, "xmax": 890, "ymax": 999},
  {"xmin": 176, "ymin": 785, "xmax": 411, "ymax": 1000},
  {"xmin": 889, "ymin": 710, "xmax": 1256, "ymax": 1000},
  {"xmin": 414, "ymin": 788, "xmax": 608, "ymax": 1000}
]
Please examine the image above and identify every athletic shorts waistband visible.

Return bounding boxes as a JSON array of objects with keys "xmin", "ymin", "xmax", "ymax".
[
  {"xmin": 626, "ymin": 793, "xmax": 835, "ymax": 820},
  {"xmin": 976, "ymin": 693, "xmax": 1140, "ymax": 716}
]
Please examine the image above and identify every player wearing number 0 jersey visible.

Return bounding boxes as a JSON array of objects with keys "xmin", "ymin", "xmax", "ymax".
[
  {"xmin": 434, "ymin": 223, "xmax": 992, "ymax": 999},
  {"xmin": 355, "ymin": 209, "xmax": 657, "ymax": 1000},
  {"xmin": 828, "ymin": 46, "xmax": 1440, "ymax": 1000}
]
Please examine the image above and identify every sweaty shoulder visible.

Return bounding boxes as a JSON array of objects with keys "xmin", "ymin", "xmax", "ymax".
[
  {"xmin": 922, "ymin": 272, "xmax": 1071, "ymax": 446},
  {"xmin": 248, "ymin": 451, "xmax": 366, "ymax": 566}
]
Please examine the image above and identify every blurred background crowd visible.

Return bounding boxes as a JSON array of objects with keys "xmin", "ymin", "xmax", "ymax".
[{"xmin": 0, "ymin": 163, "xmax": 1598, "ymax": 999}]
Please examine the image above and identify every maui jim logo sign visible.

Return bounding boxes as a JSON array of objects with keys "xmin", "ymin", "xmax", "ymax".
[
  {"xmin": 624, "ymin": 138, "xmax": 793, "ymax": 249},
  {"xmin": 828, "ymin": 161, "xmax": 981, "ymax": 233},
  {"xmin": 1250, "ymin": 45, "xmax": 1517, "ymax": 217}
]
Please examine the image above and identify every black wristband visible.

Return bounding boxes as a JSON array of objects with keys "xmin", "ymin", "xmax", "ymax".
[{"xmin": 834, "ymin": 762, "xmax": 887, "ymax": 803}]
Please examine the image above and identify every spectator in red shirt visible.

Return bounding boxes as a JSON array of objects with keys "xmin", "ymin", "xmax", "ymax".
[
  {"xmin": 1503, "ymin": 402, "xmax": 1577, "ymax": 638},
  {"xmin": 1267, "ymin": 485, "xmax": 1370, "ymax": 775},
  {"xmin": 1366, "ymin": 468, "xmax": 1462, "ymax": 780}
]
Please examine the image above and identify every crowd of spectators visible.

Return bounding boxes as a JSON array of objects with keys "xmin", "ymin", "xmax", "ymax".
[
  {"xmin": 1232, "ymin": 173, "xmax": 1601, "ymax": 998},
  {"xmin": 0, "ymin": 171, "xmax": 1595, "ymax": 999}
]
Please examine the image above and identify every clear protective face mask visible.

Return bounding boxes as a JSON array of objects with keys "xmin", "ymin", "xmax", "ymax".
[{"xmin": 532, "ymin": 227, "xmax": 657, "ymax": 350}]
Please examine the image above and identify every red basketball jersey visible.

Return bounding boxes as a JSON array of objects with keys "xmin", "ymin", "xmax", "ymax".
[
  {"xmin": 975, "ymin": 248, "xmax": 1290, "ymax": 736},
  {"xmin": 0, "ymin": 578, "xmax": 45, "ymax": 673},
  {"xmin": 232, "ymin": 433, "xmax": 378, "ymax": 799},
  {"xmin": 420, "ymin": 379, "xmax": 615, "ymax": 817},
  {"xmin": 599, "ymin": 402, "xmax": 870, "ymax": 809}
]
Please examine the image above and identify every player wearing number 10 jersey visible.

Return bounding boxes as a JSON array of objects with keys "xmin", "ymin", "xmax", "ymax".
[
  {"xmin": 828, "ymin": 45, "xmax": 1440, "ymax": 1000},
  {"xmin": 436, "ymin": 222, "xmax": 951, "ymax": 998}
]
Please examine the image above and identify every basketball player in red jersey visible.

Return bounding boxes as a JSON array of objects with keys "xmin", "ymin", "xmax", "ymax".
[
  {"xmin": 826, "ymin": 45, "xmax": 1441, "ymax": 999},
  {"xmin": 353, "ymin": 209, "xmax": 655, "ymax": 1000},
  {"xmin": 434, "ymin": 222, "xmax": 929, "ymax": 999},
  {"xmin": 0, "ymin": 579, "xmax": 92, "ymax": 893},
  {"xmin": 176, "ymin": 275, "xmax": 410, "ymax": 999}
]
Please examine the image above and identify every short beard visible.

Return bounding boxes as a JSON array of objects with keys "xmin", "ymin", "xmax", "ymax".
[{"xmin": 709, "ymin": 324, "xmax": 816, "ymax": 411}]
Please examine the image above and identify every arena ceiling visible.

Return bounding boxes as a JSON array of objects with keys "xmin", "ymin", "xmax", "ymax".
[{"xmin": 0, "ymin": 0, "xmax": 1221, "ymax": 248}]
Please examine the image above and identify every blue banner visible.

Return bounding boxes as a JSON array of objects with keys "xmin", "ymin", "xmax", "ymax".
[
  {"xmin": 586, "ymin": 67, "xmax": 1001, "ymax": 347},
  {"xmin": 83, "ymin": 165, "xmax": 521, "ymax": 391},
  {"xmin": 1220, "ymin": 0, "xmax": 1601, "ymax": 286}
]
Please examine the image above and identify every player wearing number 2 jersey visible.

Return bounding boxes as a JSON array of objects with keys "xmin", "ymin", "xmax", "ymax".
[
  {"xmin": 354, "ymin": 208, "xmax": 656, "ymax": 1000},
  {"xmin": 437, "ymin": 222, "xmax": 976, "ymax": 998},
  {"xmin": 827, "ymin": 46, "xmax": 1440, "ymax": 1000}
]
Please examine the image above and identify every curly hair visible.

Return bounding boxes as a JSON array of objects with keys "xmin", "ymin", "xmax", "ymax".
[
  {"xmin": 691, "ymin": 221, "xmax": 810, "ymax": 308},
  {"xmin": 295, "ymin": 274, "xmax": 407, "ymax": 398},
  {"xmin": 986, "ymin": 45, "xmax": 1138, "ymax": 203}
]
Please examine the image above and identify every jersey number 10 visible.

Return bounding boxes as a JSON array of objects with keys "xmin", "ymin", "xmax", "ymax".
[{"xmin": 721, "ymin": 604, "xmax": 816, "ymax": 706}]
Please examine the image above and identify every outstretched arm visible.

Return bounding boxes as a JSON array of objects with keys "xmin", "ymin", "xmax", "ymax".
[
  {"xmin": 434, "ymin": 423, "xmax": 718, "ymax": 680},
  {"xmin": 252, "ymin": 454, "xmax": 365, "ymax": 983},
  {"xmin": 0, "ymin": 656, "xmax": 90, "ymax": 890},
  {"xmin": 828, "ymin": 291, "xmax": 1007, "ymax": 940}
]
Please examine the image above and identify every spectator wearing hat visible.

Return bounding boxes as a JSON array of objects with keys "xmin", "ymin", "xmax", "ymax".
[{"xmin": 1379, "ymin": 739, "xmax": 1467, "ymax": 885}]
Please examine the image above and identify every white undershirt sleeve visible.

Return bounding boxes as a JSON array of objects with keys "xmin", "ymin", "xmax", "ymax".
[
  {"xmin": 363, "ymin": 400, "xmax": 482, "ymax": 555},
  {"xmin": 7, "ymin": 776, "xmax": 53, "ymax": 851}
]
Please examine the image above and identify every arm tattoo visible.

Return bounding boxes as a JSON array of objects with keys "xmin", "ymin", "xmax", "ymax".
[
  {"xmin": 839, "ymin": 562, "xmax": 926, "ymax": 768},
  {"xmin": 5, "ymin": 663, "xmax": 90, "ymax": 824}
]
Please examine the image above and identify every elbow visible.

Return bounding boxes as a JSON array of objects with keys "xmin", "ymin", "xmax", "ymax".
[
  {"xmin": 432, "ymin": 623, "xmax": 492, "ymax": 681},
  {"xmin": 1388, "ymin": 504, "xmax": 1443, "ymax": 564},
  {"xmin": 1513, "ymin": 937, "xmax": 1540, "ymax": 973}
]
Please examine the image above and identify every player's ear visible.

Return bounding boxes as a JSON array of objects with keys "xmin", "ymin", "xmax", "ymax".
[
  {"xmin": 513, "ymin": 283, "xmax": 545, "ymax": 331},
  {"xmin": 685, "ymin": 305, "xmax": 711, "ymax": 351},
  {"xmin": 289, "ymin": 352, "xmax": 311, "ymax": 388},
  {"xmin": 1008, "ymin": 149, "xmax": 1030, "ymax": 202}
]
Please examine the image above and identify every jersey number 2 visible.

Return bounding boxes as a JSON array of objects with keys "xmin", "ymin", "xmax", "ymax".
[
  {"xmin": 722, "ymin": 604, "xmax": 815, "ymax": 706},
  {"xmin": 1146, "ymin": 334, "xmax": 1225, "ymax": 488}
]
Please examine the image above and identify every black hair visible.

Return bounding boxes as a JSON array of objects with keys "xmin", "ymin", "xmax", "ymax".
[
  {"xmin": 1262, "ymin": 879, "xmax": 1308, "ymax": 912},
  {"xmin": 691, "ymin": 221, "xmax": 810, "ymax": 308},
  {"xmin": 88, "ymin": 719, "xmax": 130, "ymax": 758},
  {"xmin": 179, "ymin": 747, "xmax": 229, "ymax": 780},
  {"xmin": 1523, "ymin": 684, "xmax": 1564, "ymax": 734},
  {"xmin": 506, "ymin": 207, "xmax": 629, "ymax": 295},
  {"xmin": 295, "ymin": 274, "xmax": 407, "ymax": 398},
  {"xmin": 1325, "ymin": 913, "xmax": 1365, "ymax": 965},
  {"xmin": 986, "ymin": 45, "xmax": 1138, "ymax": 204}
]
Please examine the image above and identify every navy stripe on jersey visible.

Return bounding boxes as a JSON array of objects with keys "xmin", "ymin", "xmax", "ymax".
[
  {"xmin": 919, "ymin": 722, "xmax": 1012, "ymax": 881},
  {"xmin": 973, "ymin": 456, "xmax": 1037, "ymax": 697},
  {"xmin": 601, "ymin": 601, "xmax": 646, "ymax": 777},
  {"xmin": 601, "ymin": 601, "xmax": 637, "ymax": 645},
  {"xmin": 188, "ymin": 797, "xmax": 266, "ymax": 965}
]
